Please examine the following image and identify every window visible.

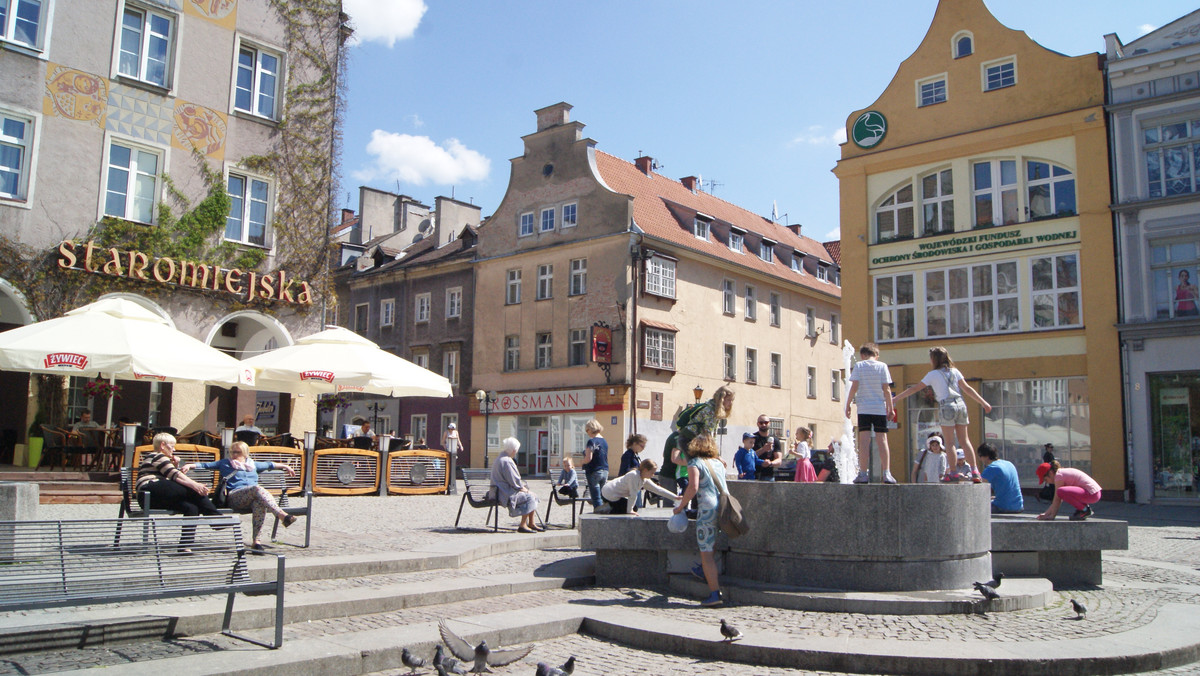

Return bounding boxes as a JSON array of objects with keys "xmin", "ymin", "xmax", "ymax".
[
  {"xmin": 0, "ymin": 110, "xmax": 33, "ymax": 201},
  {"xmin": 504, "ymin": 335, "xmax": 520, "ymax": 371},
  {"xmin": 1, "ymin": 0, "xmax": 48, "ymax": 49},
  {"xmin": 518, "ymin": 212, "xmax": 534, "ymax": 237},
  {"xmin": 118, "ymin": 4, "xmax": 174, "ymax": 88},
  {"xmin": 414, "ymin": 292, "xmax": 430, "ymax": 323},
  {"xmin": 759, "ymin": 239, "xmax": 775, "ymax": 263},
  {"xmin": 506, "ymin": 269, "xmax": 521, "ymax": 304},
  {"xmin": 440, "ymin": 413, "xmax": 458, "ymax": 443},
  {"xmin": 412, "ymin": 349, "xmax": 429, "ymax": 369},
  {"xmin": 770, "ymin": 353, "xmax": 782, "ymax": 388},
  {"xmin": 562, "ymin": 203, "xmax": 577, "ymax": 228},
  {"xmin": 921, "ymin": 169, "xmax": 954, "ymax": 236},
  {"xmin": 353, "ymin": 303, "xmax": 368, "ymax": 334},
  {"xmin": 569, "ymin": 258, "xmax": 587, "ymax": 296},
  {"xmin": 830, "ymin": 313, "xmax": 839, "ymax": 344},
  {"xmin": 744, "ymin": 285, "xmax": 757, "ymax": 321},
  {"xmin": 806, "ymin": 306, "xmax": 816, "ymax": 337},
  {"xmin": 791, "ymin": 253, "xmax": 804, "ymax": 274},
  {"xmin": 723, "ymin": 344, "xmax": 736, "ymax": 380},
  {"xmin": 817, "ymin": 264, "xmax": 829, "ymax": 282},
  {"xmin": 1142, "ymin": 120, "xmax": 1200, "ymax": 198},
  {"xmin": 984, "ymin": 58, "xmax": 1016, "ymax": 91},
  {"xmin": 1151, "ymin": 239, "xmax": 1200, "ymax": 319},
  {"xmin": 973, "ymin": 160, "xmax": 1018, "ymax": 228},
  {"xmin": 536, "ymin": 332, "xmax": 552, "ymax": 369},
  {"xmin": 644, "ymin": 327, "xmax": 676, "ymax": 370},
  {"xmin": 831, "ymin": 370, "xmax": 841, "ymax": 401},
  {"xmin": 769, "ymin": 293, "xmax": 781, "ymax": 327},
  {"xmin": 410, "ymin": 415, "xmax": 427, "ymax": 445},
  {"xmin": 745, "ymin": 348, "xmax": 757, "ymax": 383},
  {"xmin": 540, "ymin": 207, "xmax": 555, "ymax": 232},
  {"xmin": 225, "ymin": 172, "xmax": 270, "ymax": 246},
  {"xmin": 536, "ymin": 264, "xmax": 553, "ymax": 300},
  {"xmin": 1031, "ymin": 253, "xmax": 1080, "ymax": 329},
  {"xmin": 446, "ymin": 287, "xmax": 462, "ymax": 318},
  {"xmin": 104, "ymin": 139, "xmax": 160, "ymax": 223},
  {"xmin": 443, "ymin": 349, "xmax": 459, "ymax": 386},
  {"xmin": 875, "ymin": 183, "xmax": 914, "ymax": 242},
  {"xmin": 380, "ymin": 298, "xmax": 395, "ymax": 327},
  {"xmin": 693, "ymin": 217, "xmax": 710, "ymax": 240},
  {"xmin": 918, "ymin": 75, "xmax": 947, "ymax": 107},
  {"xmin": 234, "ymin": 44, "xmax": 280, "ymax": 119},
  {"xmin": 954, "ymin": 32, "xmax": 973, "ymax": 58},
  {"xmin": 807, "ymin": 366, "xmax": 817, "ymax": 398},
  {"xmin": 875, "ymin": 273, "xmax": 915, "ymax": 341},
  {"xmin": 645, "ymin": 255, "xmax": 676, "ymax": 298},
  {"xmin": 925, "ymin": 261, "xmax": 1019, "ymax": 336},
  {"xmin": 983, "ymin": 378, "xmax": 1090, "ymax": 485},
  {"xmin": 1026, "ymin": 161, "xmax": 1076, "ymax": 221},
  {"xmin": 729, "ymin": 230, "xmax": 744, "ymax": 253},
  {"xmin": 722, "ymin": 279, "xmax": 736, "ymax": 315},
  {"xmin": 569, "ymin": 328, "xmax": 587, "ymax": 366}
]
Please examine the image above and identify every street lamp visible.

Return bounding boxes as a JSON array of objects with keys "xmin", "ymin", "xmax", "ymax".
[
  {"xmin": 122, "ymin": 422, "xmax": 140, "ymax": 468},
  {"xmin": 693, "ymin": 384, "xmax": 704, "ymax": 403},
  {"xmin": 475, "ymin": 389, "xmax": 498, "ymax": 468}
]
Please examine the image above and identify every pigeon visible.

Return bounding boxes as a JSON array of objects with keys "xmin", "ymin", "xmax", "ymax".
[
  {"xmin": 439, "ymin": 620, "xmax": 533, "ymax": 673},
  {"xmin": 401, "ymin": 647, "xmax": 426, "ymax": 674},
  {"xmin": 1071, "ymin": 598, "xmax": 1087, "ymax": 619},
  {"xmin": 534, "ymin": 663, "xmax": 567, "ymax": 676},
  {"xmin": 973, "ymin": 581, "xmax": 999, "ymax": 602},
  {"xmin": 557, "ymin": 656, "xmax": 575, "ymax": 674},
  {"xmin": 434, "ymin": 644, "xmax": 467, "ymax": 675},
  {"xmin": 985, "ymin": 572, "xmax": 1004, "ymax": 589},
  {"xmin": 720, "ymin": 619, "xmax": 743, "ymax": 642}
]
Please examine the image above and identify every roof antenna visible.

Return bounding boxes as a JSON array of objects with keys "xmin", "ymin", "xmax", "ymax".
[{"xmin": 703, "ymin": 178, "xmax": 722, "ymax": 194}]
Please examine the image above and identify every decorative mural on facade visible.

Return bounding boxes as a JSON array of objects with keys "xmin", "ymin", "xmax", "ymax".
[
  {"xmin": 106, "ymin": 83, "xmax": 173, "ymax": 145},
  {"xmin": 43, "ymin": 63, "xmax": 107, "ymax": 127},
  {"xmin": 172, "ymin": 101, "xmax": 228, "ymax": 159},
  {"xmin": 184, "ymin": 0, "xmax": 238, "ymax": 30}
]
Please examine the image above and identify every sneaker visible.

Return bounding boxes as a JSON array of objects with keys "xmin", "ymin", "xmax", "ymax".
[
  {"xmin": 852, "ymin": 471, "xmax": 870, "ymax": 484},
  {"xmin": 691, "ymin": 564, "xmax": 705, "ymax": 581},
  {"xmin": 1069, "ymin": 506, "xmax": 1093, "ymax": 521},
  {"xmin": 700, "ymin": 590, "xmax": 724, "ymax": 607},
  {"xmin": 941, "ymin": 473, "xmax": 957, "ymax": 483},
  {"xmin": 971, "ymin": 471, "xmax": 982, "ymax": 484},
  {"xmin": 882, "ymin": 472, "xmax": 897, "ymax": 485}
]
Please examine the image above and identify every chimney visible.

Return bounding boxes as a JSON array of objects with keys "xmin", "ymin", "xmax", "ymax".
[
  {"xmin": 535, "ymin": 102, "xmax": 573, "ymax": 132},
  {"xmin": 635, "ymin": 156, "xmax": 654, "ymax": 176},
  {"xmin": 340, "ymin": 208, "xmax": 356, "ymax": 225},
  {"xmin": 787, "ymin": 224, "xmax": 802, "ymax": 236},
  {"xmin": 680, "ymin": 176, "xmax": 699, "ymax": 193}
]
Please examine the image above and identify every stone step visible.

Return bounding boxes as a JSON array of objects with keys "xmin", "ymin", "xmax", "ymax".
[{"xmin": 0, "ymin": 471, "xmax": 116, "ymax": 482}]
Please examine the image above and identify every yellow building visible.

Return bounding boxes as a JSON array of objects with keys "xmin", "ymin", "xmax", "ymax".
[{"xmin": 834, "ymin": 0, "xmax": 1120, "ymax": 493}]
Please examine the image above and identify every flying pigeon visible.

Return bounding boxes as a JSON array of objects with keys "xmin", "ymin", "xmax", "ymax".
[
  {"xmin": 720, "ymin": 619, "xmax": 743, "ymax": 642},
  {"xmin": 439, "ymin": 620, "xmax": 533, "ymax": 673},
  {"xmin": 1071, "ymin": 598, "xmax": 1087, "ymax": 619},
  {"xmin": 985, "ymin": 572, "xmax": 1004, "ymax": 589},
  {"xmin": 401, "ymin": 647, "xmax": 426, "ymax": 674},
  {"xmin": 973, "ymin": 581, "xmax": 999, "ymax": 602}
]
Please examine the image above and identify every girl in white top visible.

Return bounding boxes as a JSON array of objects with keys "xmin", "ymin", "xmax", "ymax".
[
  {"xmin": 893, "ymin": 346, "xmax": 992, "ymax": 483},
  {"xmin": 599, "ymin": 459, "xmax": 679, "ymax": 515}
]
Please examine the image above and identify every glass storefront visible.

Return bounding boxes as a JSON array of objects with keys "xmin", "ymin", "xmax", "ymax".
[
  {"xmin": 488, "ymin": 413, "xmax": 594, "ymax": 476},
  {"xmin": 1148, "ymin": 371, "xmax": 1200, "ymax": 499},
  {"xmin": 982, "ymin": 377, "xmax": 1090, "ymax": 487}
]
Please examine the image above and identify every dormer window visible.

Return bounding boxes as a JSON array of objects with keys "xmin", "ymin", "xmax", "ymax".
[
  {"xmin": 759, "ymin": 238, "xmax": 775, "ymax": 263},
  {"xmin": 729, "ymin": 229, "xmax": 744, "ymax": 253},
  {"xmin": 817, "ymin": 263, "xmax": 829, "ymax": 282},
  {"xmin": 693, "ymin": 216, "xmax": 711, "ymax": 241},
  {"xmin": 792, "ymin": 252, "xmax": 805, "ymax": 274},
  {"xmin": 953, "ymin": 31, "xmax": 974, "ymax": 59}
]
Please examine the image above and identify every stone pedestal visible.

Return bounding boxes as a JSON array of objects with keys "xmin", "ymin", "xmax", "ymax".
[{"xmin": 0, "ymin": 482, "xmax": 38, "ymax": 521}]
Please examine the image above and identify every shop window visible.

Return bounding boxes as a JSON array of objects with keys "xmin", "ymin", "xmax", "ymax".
[
  {"xmin": 1147, "ymin": 372, "xmax": 1199, "ymax": 499},
  {"xmin": 982, "ymin": 378, "xmax": 1089, "ymax": 488}
]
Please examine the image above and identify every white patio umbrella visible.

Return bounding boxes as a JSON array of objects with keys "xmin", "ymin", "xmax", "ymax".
[
  {"xmin": 0, "ymin": 297, "xmax": 252, "ymax": 426},
  {"xmin": 241, "ymin": 326, "xmax": 452, "ymax": 399}
]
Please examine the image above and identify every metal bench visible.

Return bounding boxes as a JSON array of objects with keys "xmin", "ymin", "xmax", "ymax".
[
  {"xmin": 0, "ymin": 516, "xmax": 286, "ymax": 649},
  {"xmin": 118, "ymin": 467, "xmax": 313, "ymax": 548},
  {"xmin": 544, "ymin": 478, "xmax": 588, "ymax": 529},
  {"xmin": 455, "ymin": 468, "xmax": 500, "ymax": 531}
]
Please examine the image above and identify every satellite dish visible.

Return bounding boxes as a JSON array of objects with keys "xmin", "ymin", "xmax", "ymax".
[{"xmin": 418, "ymin": 218, "xmax": 434, "ymax": 236}]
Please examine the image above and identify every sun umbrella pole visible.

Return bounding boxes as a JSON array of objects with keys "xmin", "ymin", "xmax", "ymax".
[{"xmin": 105, "ymin": 375, "xmax": 115, "ymax": 429}]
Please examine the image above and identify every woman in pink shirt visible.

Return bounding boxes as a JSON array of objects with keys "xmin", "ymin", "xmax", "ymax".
[{"xmin": 1036, "ymin": 460, "xmax": 1101, "ymax": 521}]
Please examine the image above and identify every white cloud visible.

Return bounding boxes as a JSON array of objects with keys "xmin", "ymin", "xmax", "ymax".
[
  {"xmin": 353, "ymin": 130, "xmax": 490, "ymax": 186},
  {"xmin": 822, "ymin": 226, "xmax": 842, "ymax": 242},
  {"xmin": 1138, "ymin": 23, "xmax": 1156, "ymax": 36},
  {"xmin": 790, "ymin": 125, "xmax": 846, "ymax": 147},
  {"xmin": 404, "ymin": 113, "xmax": 424, "ymax": 129},
  {"xmin": 343, "ymin": 0, "xmax": 426, "ymax": 48}
]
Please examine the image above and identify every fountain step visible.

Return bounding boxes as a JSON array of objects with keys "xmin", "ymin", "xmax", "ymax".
[{"xmin": 669, "ymin": 574, "xmax": 1054, "ymax": 615}]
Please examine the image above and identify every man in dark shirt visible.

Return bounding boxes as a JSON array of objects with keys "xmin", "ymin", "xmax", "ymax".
[
  {"xmin": 812, "ymin": 446, "xmax": 840, "ymax": 483},
  {"xmin": 752, "ymin": 415, "xmax": 781, "ymax": 481}
]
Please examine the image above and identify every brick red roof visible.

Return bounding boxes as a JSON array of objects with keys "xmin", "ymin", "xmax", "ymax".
[
  {"xmin": 594, "ymin": 151, "xmax": 839, "ymax": 297},
  {"xmin": 823, "ymin": 240, "xmax": 842, "ymax": 266}
]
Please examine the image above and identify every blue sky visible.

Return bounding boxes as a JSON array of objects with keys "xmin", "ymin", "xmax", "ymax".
[{"xmin": 339, "ymin": 1, "xmax": 1198, "ymax": 243}]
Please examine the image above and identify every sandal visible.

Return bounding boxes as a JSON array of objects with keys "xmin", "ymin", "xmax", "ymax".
[{"xmin": 282, "ymin": 514, "xmax": 297, "ymax": 528}]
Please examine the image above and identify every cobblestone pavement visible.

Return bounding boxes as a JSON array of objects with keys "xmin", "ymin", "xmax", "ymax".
[{"xmin": 8, "ymin": 495, "xmax": 1200, "ymax": 675}]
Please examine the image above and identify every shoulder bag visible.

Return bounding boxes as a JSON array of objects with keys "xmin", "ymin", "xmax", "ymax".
[
  {"xmin": 913, "ymin": 448, "xmax": 930, "ymax": 483},
  {"xmin": 704, "ymin": 459, "xmax": 748, "ymax": 538}
]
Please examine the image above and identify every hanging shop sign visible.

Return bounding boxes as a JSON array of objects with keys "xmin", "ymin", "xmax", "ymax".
[
  {"xmin": 851, "ymin": 111, "xmax": 887, "ymax": 149},
  {"xmin": 55, "ymin": 240, "xmax": 313, "ymax": 305}
]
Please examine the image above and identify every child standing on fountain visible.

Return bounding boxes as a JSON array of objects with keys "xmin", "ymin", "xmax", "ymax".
[{"xmin": 845, "ymin": 343, "xmax": 897, "ymax": 484}]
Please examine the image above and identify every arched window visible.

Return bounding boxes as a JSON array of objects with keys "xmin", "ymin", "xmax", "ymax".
[
  {"xmin": 875, "ymin": 183, "xmax": 914, "ymax": 242},
  {"xmin": 953, "ymin": 31, "xmax": 974, "ymax": 58},
  {"xmin": 1026, "ymin": 161, "xmax": 1076, "ymax": 221}
]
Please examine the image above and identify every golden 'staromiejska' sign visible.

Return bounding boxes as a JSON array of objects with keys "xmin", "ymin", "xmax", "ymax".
[{"xmin": 56, "ymin": 240, "xmax": 314, "ymax": 305}]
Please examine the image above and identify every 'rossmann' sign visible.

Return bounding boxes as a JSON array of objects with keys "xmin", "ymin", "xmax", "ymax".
[{"xmin": 492, "ymin": 389, "xmax": 596, "ymax": 414}]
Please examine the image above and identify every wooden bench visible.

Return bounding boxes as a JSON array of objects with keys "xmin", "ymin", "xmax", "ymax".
[
  {"xmin": 0, "ymin": 516, "xmax": 286, "ymax": 649},
  {"xmin": 118, "ymin": 467, "xmax": 313, "ymax": 548},
  {"xmin": 544, "ymin": 478, "xmax": 588, "ymax": 529},
  {"xmin": 455, "ymin": 468, "xmax": 500, "ymax": 531}
]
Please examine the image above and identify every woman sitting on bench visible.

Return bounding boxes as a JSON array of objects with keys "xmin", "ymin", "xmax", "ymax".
[
  {"xmin": 137, "ymin": 432, "xmax": 224, "ymax": 553},
  {"xmin": 183, "ymin": 441, "xmax": 297, "ymax": 551}
]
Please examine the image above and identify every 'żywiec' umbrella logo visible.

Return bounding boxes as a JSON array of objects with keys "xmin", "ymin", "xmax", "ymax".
[
  {"xmin": 44, "ymin": 353, "xmax": 88, "ymax": 369},
  {"xmin": 300, "ymin": 370, "xmax": 335, "ymax": 382}
]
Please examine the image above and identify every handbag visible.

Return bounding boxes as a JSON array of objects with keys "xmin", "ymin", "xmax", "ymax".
[
  {"xmin": 913, "ymin": 448, "xmax": 930, "ymax": 483},
  {"xmin": 704, "ymin": 459, "xmax": 748, "ymax": 538}
]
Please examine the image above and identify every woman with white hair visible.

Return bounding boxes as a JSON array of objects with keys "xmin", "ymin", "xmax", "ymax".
[{"xmin": 491, "ymin": 437, "xmax": 541, "ymax": 533}]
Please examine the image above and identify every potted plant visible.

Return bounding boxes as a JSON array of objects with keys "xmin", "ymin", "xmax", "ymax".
[{"xmin": 26, "ymin": 410, "xmax": 45, "ymax": 468}]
